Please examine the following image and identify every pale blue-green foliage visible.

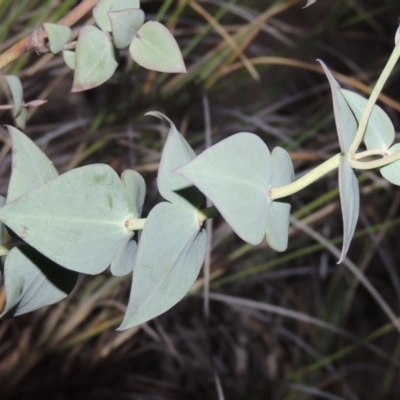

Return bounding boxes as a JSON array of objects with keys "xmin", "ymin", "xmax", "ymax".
[
  {"xmin": 0, "ymin": 164, "xmax": 138, "ymax": 275},
  {"xmin": 178, "ymin": 134, "xmax": 294, "ymax": 251},
  {"xmin": 129, "ymin": 21, "xmax": 186, "ymax": 73},
  {"xmin": 63, "ymin": 50, "xmax": 75, "ymax": 70},
  {"xmin": 381, "ymin": 143, "xmax": 400, "ymax": 185},
  {"xmin": 120, "ymin": 113, "xmax": 206, "ymax": 328},
  {"xmin": 268, "ymin": 147, "xmax": 294, "ymax": 252},
  {"xmin": 6, "ymin": 126, "xmax": 58, "ymax": 203},
  {"xmin": 109, "ymin": 8, "xmax": 145, "ymax": 50},
  {"xmin": 320, "ymin": 61, "xmax": 359, "ymax": 263},
  {"xmin": 71, "ymin": 25, "xmax": 119, "ymax": 92},
  {"xmin": 340, "ymin": 89, "xmax": 394, "ymax": 151},
  {"xmin": 4, "ymin": 75, "xmax": 23, "ymax": 117},
  {"xmin": 93, "ymin": 0, "xmax": 140, "ymax": 32},
  {"xmin": 0, "ymin": 246, "xmax": 77, "ymax": 318},
  {"xmin": 43, "ymin": 23, "xmax": 72, "ymax": 54}
]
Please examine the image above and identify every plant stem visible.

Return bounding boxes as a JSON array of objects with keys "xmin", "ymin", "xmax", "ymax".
[
  {"xmin": 198, "ymin": 206, "xmax": 219, "ymax": 225},
  {"xmin": 0, "ymin": 0, "xmax": 100, "ymax": 70},
  {"xmin": 349, "ymin": 41, "xmax": 400, "ymax": 153},
  {"xmin": 351, "ymin": 150, "xmax": 400, "ymax": 170},
  {"xmin": 270, "ymin": 153, "xmax": 342, "ymax": 200},
  {"xmin": 126, "ymin": 218, "xmax": 146, "ymax": 231}
]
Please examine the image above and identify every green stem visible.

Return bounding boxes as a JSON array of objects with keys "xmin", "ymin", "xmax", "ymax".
[
  {"xmin": 349, "ymin": 42, "xmax": 400, "ymax": 154},
  {"xmin": 270, "ymin": 153, "xmax": 342, "ymax": 200},
  {"xmin": 353, "ymin": 149, "xmax": 386, "ymax": 160},
  {"xmin": 198, "ymin": 206, "xmax": 219, "ymax": 225},
  {"xmin": 0, "ymin": 245, "xmax": 9, "ymax": 256},
  {"xmin": 126, "ymin": 218, "xmax": 146, "ymax": 231},
  {"xmin": 351, "ymin": 150, "xmax": 400, "ymax": 170}
]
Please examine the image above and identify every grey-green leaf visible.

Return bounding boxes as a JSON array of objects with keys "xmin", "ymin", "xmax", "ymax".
[
  {"xmin": 6, "ymin": 126, "xmax": 58, "ymax": 203},
  {"xmin": 341, "ymin": 89, "xmax": 394, "ymax": 151},
  {"xmin": 179, "ymin": 133, "xmax": 272, "ymax": 245},
  {"xmin": 110, "ymin": 238, "xmax": 138, "ymax": 276},
  {"xmin": 0, "ymin": 246, "xmax": 77, "ymax": 318},
  {"xmin": 63, "ymin": 50, "xmax": 75, "ymax": 70},
  {"xmin": 267, "ymin": 147, "xmax": 294, "ymax": 252},
  {"xmin": 109, "ymin": 8, "xmax": 145, "ymax": 49},
  {"xmin": 0, "ymin": 165, "xmax": 133, "ymax": 274},
  {"xmin": 15, "ymin": 107, "xmax": 27, "ymax": 130},
  {"xmin": 121, "ymin": 169, "xmax": 146, "ymax": 217},
  {"xmin": 148, "ymin": 112, "xmax": 204, "ymax": 209},
  {"xmin": 129, "ymin": 21, "xmax": 186, "ymax": 73},
  {"xmin": 72, "ymin": 25, "xmax": 118, "ymax": 92},
  {"xmin": 119, "ymin": 202, "xmax": 206, "ymax": 329},
  {"xmin": 5, "ymin": 75, "xmax": 23, "ymax": 117},
  {"xmin": 380, "ymin": 144, "xmax": 400, "ymax": 185},
  {"xmin": 43, "ymin": 23, "xmax": 72, "ymax": 54},
  {"xmin": 338, "ymin": 156, "xmax": 360, "ymax": 263},
  {"xmin": 319, "ymin": 61, "xmax": 357, "ymax": 152},
  {"xmin": 93, "ymin": 0, "xmax": 140, "ymax": 32},
  {"xmin": 0, "ymin": 196, "xmax": 5, "ymax": 244}
]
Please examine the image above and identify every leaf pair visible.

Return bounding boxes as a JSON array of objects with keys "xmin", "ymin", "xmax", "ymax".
[
  {"xmin": 177, "ymin": 133, "xmax": 294, "ymax": 252},
  {"xmin": 120, "ymin": 113, "xmax": 206, "ymax": 329}
]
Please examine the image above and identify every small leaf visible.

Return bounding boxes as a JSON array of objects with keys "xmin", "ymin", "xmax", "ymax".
[
  {"xmin": 93, "ymin": 0, "xmax": 140, "ymax": 32},
  {"xmin": 1, "ymin": 246, "xmax": 77, "ymax": 318},
  {"xmin": 119, "ymin": 202, "xmax": 206, "ymax": 329},
  {"xmin": 338, "ymin": 156, "xmax": 360, "ymax": 263},
  {"xmin": 4, "ymin": 75, "xmax": 23, "ymax": 117},
  {"xmin": 319, "ymin": 61, "xmax": 357, "ymax": 152},
  {"xmin": 341, "ymin": 89, "xmax": 394, "ymax": 151},
  {"xmin": 15, "ymin": 107, "xmax": 27, "ymax": 130},
  {"xmin": 380, "ymin": 143, "xmax": 400, "ymax": 185},
  {"xmin": 121, "ymin": 169, "xmax": 146, "ymax": 216},
  {"xmin": 110, "ymin": 238, "xmax": 138, "ymax": 276},
  {"xmin": 148, "ymin": 112, "xmax": 204, "ymax": 209},
  {"xmin": 63, "ymin": 50, "xmax": 75, "ymax": 70},
  {"xmin": 0, "ymin": 165, "xmax": 133, "ymax": 274},
  {"xmin": 43, "ymin": 23, "xmax": 72, "ymax": 54},
  {"xmin": 129, "ymin": 21, "xmax": 186, "ymax": 73},
  {"xmin": 303, "ymin": 0, "xmax": 317, "ymax": 8},
  {"xmin": 179, "ymin": 133, "xmax": 272, "ymax": 245},
  {"xmin": 109, "ymin": 8, "xmax": 145, "ymax": 49},
  {"xmin": 267, "ymin": 147, "xmax": 294, "ymax": 252},
  {"xmin": 72, "ymin": 26, "xmax": 118, "ymax": 92},
  {"xmin": 6, "ymin": 126, "xmax": 58, "ymax": 203}
]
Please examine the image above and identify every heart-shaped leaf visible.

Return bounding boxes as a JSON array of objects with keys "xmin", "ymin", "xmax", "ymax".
[
  {"xmin": 129, "ymin": 21, "xmax": 186, "ymax": 73},
  {"xmin": 109, "ymin": 8, "xmax": 145, "ymax": 49},
  {"xmin": 43, "ymin": 23, "xmax": 72, "ymax": 54},
  {"xmin": 341, "ymin": 89, "xmax": 394, "ymax": 151},
  {"xmin": 380, "ymin": 143, "xmax": 400, "ymax": 185},
  {"xmin": 338, "ymin": 156, "xmax": 360, "ymax": 263},
  {"xmin": 148, "ymin": 112, "xmax": 204, "ymax": 209},
  {"xmin": 119, "ymin": 202, "xmax": 206, "ymax": 329},
  {"xmin": 1, "ymin": 246, "xmax": 77, "ymax": 318},
  {"xmin": 267, "ymin": 147, "xmax": 294, "ymax": 252},
  {"xmin": 319, "ymin": 61, "xmax": 357, "ymax": 152},
  {"xmin": 121, "ymin": 169, "xmax": 146, "ymax": 217},
  {"xmin": 6, "ymin": 126, "xmax": 58, "ymax": 203},
  {"xmin": 72, "ymin": 25, "xmax": 118, "ymax": 92},
  {"xmin": 179, "ymin": 133, "xmax": 272, "ymax": 245},
  {"xmin": 63, "ymin": 50, "xmax": 75, "ymax": 70},
  {"xmin": 0, "ymin": 165, "xmax": 134, "ymax": 274},
  {"xmin": 93, "ymin": 0, "xmax": 140, "ymax": 32},
  {"xmin": 110, "ymin": 238, "xmax": 138, "ymax": 276},
  {"xmin": 4, "ymin": 75, "xmax": 23, "ymax": 117}
]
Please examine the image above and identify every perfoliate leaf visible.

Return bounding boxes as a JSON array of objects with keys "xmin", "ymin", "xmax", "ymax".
[
  {"xmin": 0, "ymin": 246, "xmax": 77, "ymax": 318},
  {"xmin": 179, "ymin": 133, "xmax": 272, "ymax": 245},
  {"xmin": 148, "ymin": 112, "xmax": 204, "ymax": 209},
  {"xmin": 267, "ymin": 147, "xmax": 294, "ymax": 252},
  {"xmin": 93, "ymin": 0, "xmax": 140, "ymax": 32},
  {"xmin": 43, "ymin": 23, "xmax": 72, "ymax": 54},
  {"xmin": 6, "ymin": 126, "xmax": 58, "ymax": 203},
  {"xmin": 341, "ymin": 89, "xmax": 394, "ymax": 151},
  {"xmin": 380, "ymin": 144, "xmax": 400, "ymax": 185},
  {"xmin": 121, "ymin": 169, "xmax": 146, "ymax": 217},
  {"xmin": 72, "ymin": 26, "xmax": 118, "ymax": 92},
  {"xmin": 129, "ymin": 21, "xmax": 186, "ymax": 73},
  {"xmin": 319, "ymin": 61, "xmax": 357, "ymax": 152},
  {"xmin": 0, "ymin": 165, "xmax": 133, "ymax": 274},
  {"xmin": 119, "ymin": 202, "xmax": 206, "ymax": 329},
  {"xmin": 4, "ymin": 75, "xmax": 23, "ymax": 117},
  {"xmin": 110, "ymin": 238, "xmax": 138, "ymax": 276},
  {"xmin": 109, "ymin": 8, "xmax": 145, "ymax": 49},
  {"xmin": 63, "ymin": 50, "xmax": 75, "ymax": 70},
  {"xmin": 338, "ymin": 156, "xmax": 360, "ymax": 263}
]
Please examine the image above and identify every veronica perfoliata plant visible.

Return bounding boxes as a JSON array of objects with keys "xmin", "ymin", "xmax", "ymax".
[{"xmin": 1, "ymin": 2, "xmax": 400, "ymax": 330}]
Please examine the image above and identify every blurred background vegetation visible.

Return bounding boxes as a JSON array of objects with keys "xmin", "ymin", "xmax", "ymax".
[{"xmin": 1, "ymin": 0, "xmax": 400, "ymax": 399}]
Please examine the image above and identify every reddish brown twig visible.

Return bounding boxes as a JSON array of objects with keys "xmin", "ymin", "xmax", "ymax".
[{"xmin": 0, "ymin": 0, "xmax": 100, "ymax": 70}]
